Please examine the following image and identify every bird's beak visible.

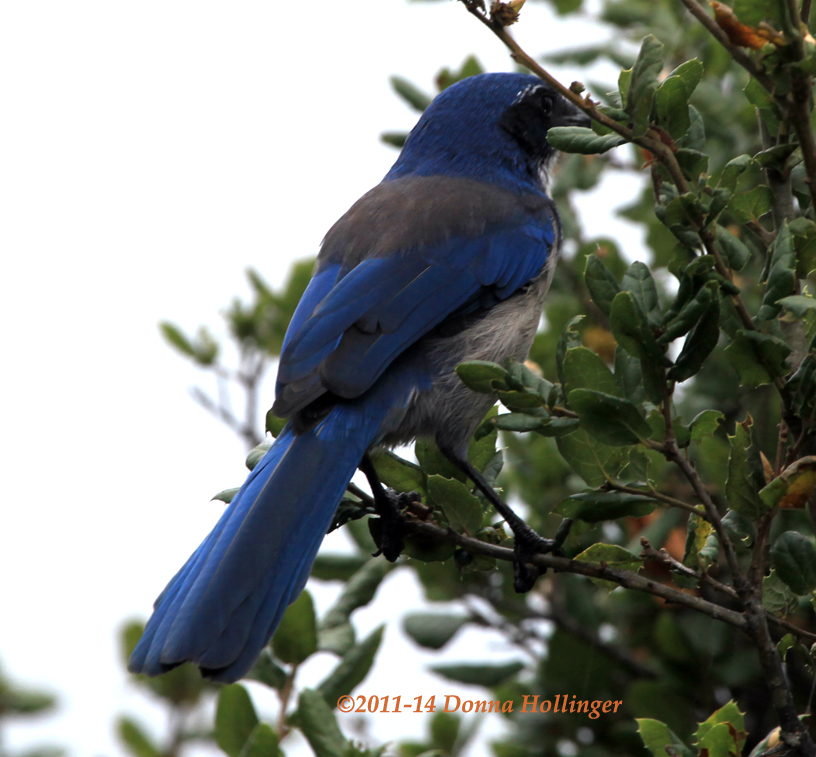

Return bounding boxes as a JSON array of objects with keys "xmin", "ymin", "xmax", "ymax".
[{"xmin": 558, "ymin": 106, "xmax": 592, "ymax": 129}]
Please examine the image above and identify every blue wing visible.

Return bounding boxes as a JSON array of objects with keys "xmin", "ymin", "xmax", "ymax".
[{"xmin": 273, "ymin": 180, "xmax": 556, "ymax": 416}]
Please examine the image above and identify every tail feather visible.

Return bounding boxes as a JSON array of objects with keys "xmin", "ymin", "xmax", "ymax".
[{"xmin": 129, "ymin": 402, "xmax": 386, "ymax": 683}]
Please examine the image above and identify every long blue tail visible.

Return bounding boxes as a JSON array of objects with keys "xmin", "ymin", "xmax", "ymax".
[{"xmin": 129, "ymin": 399, "xmax": 390, "ymax": 683}]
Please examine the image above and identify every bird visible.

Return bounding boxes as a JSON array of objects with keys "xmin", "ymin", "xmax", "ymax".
[{"xmin": 129, "ymin": 72, "xmax": 589, "ymax": 684}]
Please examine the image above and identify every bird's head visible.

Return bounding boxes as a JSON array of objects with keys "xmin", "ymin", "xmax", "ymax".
[{"xmin": 386, "ymin": 72, "xmax": 591, "ymax": 195}]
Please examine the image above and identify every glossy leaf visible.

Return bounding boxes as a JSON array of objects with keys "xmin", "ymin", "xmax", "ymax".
[
  {"xmin": 430, "ymin": 661, "xmax": 525, "ymax": 686},
  {"xmin": 569, "ymin": 389, "xmax": 651, "ymax": 446},
  {"xmin": 427, "ymin": 475, "xmax": 484, "ymax": 535},
  {"xmin": 637, "ymin": 718, "xmax": 693, "ymax": 757},
  {"xmin": 554, "ymin": 490, "xmax": 655, "ymax": 522},
  {"xmin": 239, "ymin": 723, "xmax": 280, "ymax": 757},
  {"xmin": 725, "ymin": 416, "xmax": 769, "ymax": 519},
  {"xmin": 575, "ymin": 543, "xmax": 641, "ymax": 590},
  {"xmin": 626, "ymin": 35, "xmax": 664, "ymax": 135},
  {"xmin": 403, "ymin": 613, "xmax": 468, "ymax": 650},
  {"xmin": 584, "ymin": 254, "xmax": 621, "ymax": 315},
  {"xmin": 216, "ymin": 685, "xmax": 259, "ymax": 757},
  {"xmin": 271, "ymin": 590, "xmax": 317, "ymax": 665},
  {"xmin": 546, "ymin": 126, "xmax": 626, "ymax": 154},
  {"xmin": 771, "ymin": 531, "xmax": 816, "ymax": 595},
  {"xmin": 297, "ymin": 689, "xmax": 347, "ymax": 757},
  {"xmin": 724, "ymin": 331, "xmax": 791, "ymax": 387},
  {"xmin": 318, "ymin": 626, "xmax": 384, "ymax": 705}
]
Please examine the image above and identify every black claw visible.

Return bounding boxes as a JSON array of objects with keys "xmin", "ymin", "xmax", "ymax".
[
  {"xmin": 512, "ymin": 530, "xmax": 555, "ymax": 593},
  {"xmin": 373, "ymin": 488, "xmax": 411, "ymax": 562}
]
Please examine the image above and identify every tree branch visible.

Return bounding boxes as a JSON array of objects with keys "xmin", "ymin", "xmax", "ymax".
[{"xmin": 407, "ymin": 518, "xmax": 750, "ymax": 631}]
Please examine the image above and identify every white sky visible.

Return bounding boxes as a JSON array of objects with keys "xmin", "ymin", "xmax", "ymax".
[{"xmin": 0, "ymin": 1, "xmax": 644, "ymax": 755}]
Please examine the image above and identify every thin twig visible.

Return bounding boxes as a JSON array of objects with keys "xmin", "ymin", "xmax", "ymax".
[
  {"xmin": 407, "ymin": 518, "xmax": 749, "ymax": 631},
  {"xmin": 606, "ymin": 480, "xmax": 707, "ymax": 519}
]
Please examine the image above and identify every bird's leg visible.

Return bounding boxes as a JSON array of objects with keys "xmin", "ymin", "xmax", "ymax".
[
  {"xmin": 438, "ymin": 445, "xmax": 572, "ymax": 592},
  {"xmin": 359, "ymin": 454, "xmax": 417, "ymax": 562}
]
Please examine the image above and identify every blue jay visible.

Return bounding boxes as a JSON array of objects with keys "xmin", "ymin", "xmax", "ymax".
[{"xmin": 130, "ymin": 72, "xmax": 588, "ymax": 683}]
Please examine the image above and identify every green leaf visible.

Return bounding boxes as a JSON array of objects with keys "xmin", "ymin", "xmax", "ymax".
[
  {"xmin": 271, "ymin": 590, "xmax": 318, "ymax": 665},
  {"xmin": 369, "ymin": 449, "xmax": 426, "ymax": 498},
  {"xmin": 694, "ymin": 700, "xmax": 746, "ymax": 754},
  {"xmin": 618, "ymin": 67, "xmax": 632, "ymax": 102},
  {"xmin": 758, "ymin": 222, "xmax": 797, "ymax": 320},
  {"xmin": 675, "ymin": 149, "xmax": 709, "ymax": 182},
  {"xmin": 636, "ymin": 718, "xmax": 693, "ymax": 757},
  {"xmin": 745, "ymin": 77, "xmax": 780, "ymax": 132},
  {"xmin": 468, "ymin": 405, "xmax": 500, "ymax": 471},
  {"xmin": 380, "ymin": 132, "xmax": 406, "ymax": 148},
  {"xmin": 297, "ymin": 689, "xmax": 348, "ymax": 757},
  {"xmin": 117, "ymin": 717, "xmax": 161, "ymax": 757},
  {"xmin": 427, "ymin": 475, "xmax": 484, "ymax": 535},
  {"xmin": 727, "ymin": 185, "xmax": 772, "ymax": 224},
  {"xmin": 389, "ymin": 76, "xmax": 432, "ymax": 112},
  {"xmin": 733, "ymin": 0, "xmax": 781, "ymax": 26},
  {"xmin": 778, "ymin": 634, "xmax": 796, "ymax": 660},
  {"xmin": 610, "ymin": 291, "xmax": 665, "ymax": 363},
  {"xmin": 246, "ymin": 442, "xmax": 272, "ymax": 471},
  {"xmin": 311, "ymin": 554, "xmax": 369, "ymax": 582},
  {"xmin": 684, "ymin": 512, "xmax": 719, "ymax": 572},
  {"xmin": 622, "ymin": 261, "xmax": 661, "ymax": 326},
  {"xmin": 488, "ymin": 412, "xmax": 550, "ymax": 434},
  {"xmin": 430, "ymin": 661, "xmax": 525, "ymax": 686},
  {"xmin": 553, "ymin": 490, "xmax": 656, "ymax": 522},
  {"xmin": 790, "ymin": 217, "xmax": 816, "ymax": 277},
  {"xmin": 159, "ymin": 322, "xmax": 196, "ymax": 358},
  {"xmin": 216, "ymin": 685, "xmax": 259, "ymax": 757},
  {"xmin": 626, "ymin": 35, "xmax": 664, "ymax": 135},
  {"xmin": 556, "ymin": 314, "xmax": 585, "ymax": 388},
  {"xmin": 672, "ymin": 59, "xmax": 704, "ymax": 94},
  {"xmin": 563, "ymin": 346, "xmax": 620, "ymax": 396},
  {"xmin": 212, "ymin": 487, "xmax": 240, "ymax": 504},
  {"xmin": 658, "ymin": 281, "xmax": 715, "ymax": 345},
  {"xmin": 678, "ymin": 104, "xmax": 705, "ymax": 151},
  {"xmin": 697, "ymin": 722, "xmax": 736, "ymax": 757},
  {"xmin": 689, "ymin": 410, "xmax": 724, "ymax": 443},
  {"xmin": 778, "ymin": 295, "xmax": 816, "ymax": 316},
  {"xmin": 718, "ymin": 154, "xmax": 753, "ymax": 193},
  {"xmin": 771, "ymin": 531, "xmax": 816, "ymax": 595},
  {"xmin": 584, "ymin": 254, "xmax": 621, "ymax": 316},
  {"xmin": 265, "ymin": 411, "xmax": 287, "ymax": 437},
  {"xmin": 754, "ymin": 142, "xmax": 799, "ymax": 170},
  {"xmin": 575, "ymin": 543, "xmax": 641, "ymax": 590},
  {"xmin": 724, "ymin": 331, "xmax": 791, "ymax": 387},
  {"xmin": 317, "ymin": 621, "xmax": 355, "ymax": 657},
  {"xmin": 455, "ymin": 361, "xmax": 508, "ymax": 393},
  {"xmin": 319, "ymin": 558, "xmax": 389, "ymax": 633},
  {"xmin": 545, "ymin": 126, "xmax": 626, "ymax": 155},
  {"xmin": 403, "ymin": 613, "xmax": 468, "ymax": 650},
  {"xmin": 436, "ymin": 56, "xmax": 484, "ymax": 90},
  {"xmin": 715, "ymin": 226, "xmax": 751, "ymax": 271},
  {"xmin": 247, "ymin": 650, "xmax": 288, "ymax": 691},
  {"xmin": 569, "ymin": 389, "xmax": 651, "ymax": 446},
  {"xmin": 655, "ymin": 75, "xmax": 690, "ymax": 139},
  {"xmin": 667, "ymin": 291, "xmax": 720, "ymax": 382},
  {"xmin": 763, "ymin": 570, "xmax": 799, "ymax": 616},
  {"xmin": 614, "ymin": 347, "xmax": 645, "ymax": 403},
  {"xmin": 239, "ymin": 723, "xmax": 280, "ymax": 757},
  {"xmin": 726, "ymin": 417, "xmax": 769, "ymax": 519},
  {"xmin": 318, "ymin": 626, "xmax": 384, "ymax": 705},
  {"xmin": 556, "ymin": 429, "xmax": 628, "ymax": 487},
  {"xmin": 416, "ymin": 438, "xmax": 467, "ymax": 482}
]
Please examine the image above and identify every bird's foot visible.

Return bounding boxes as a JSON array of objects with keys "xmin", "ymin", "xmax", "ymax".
[
  {"xmin": 372, "ymin": 489, "xmax": 420, "ymax": 562},
  {"xmin": 511, "ymin": 519, "xmax": 573, "ymax": 593}
]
